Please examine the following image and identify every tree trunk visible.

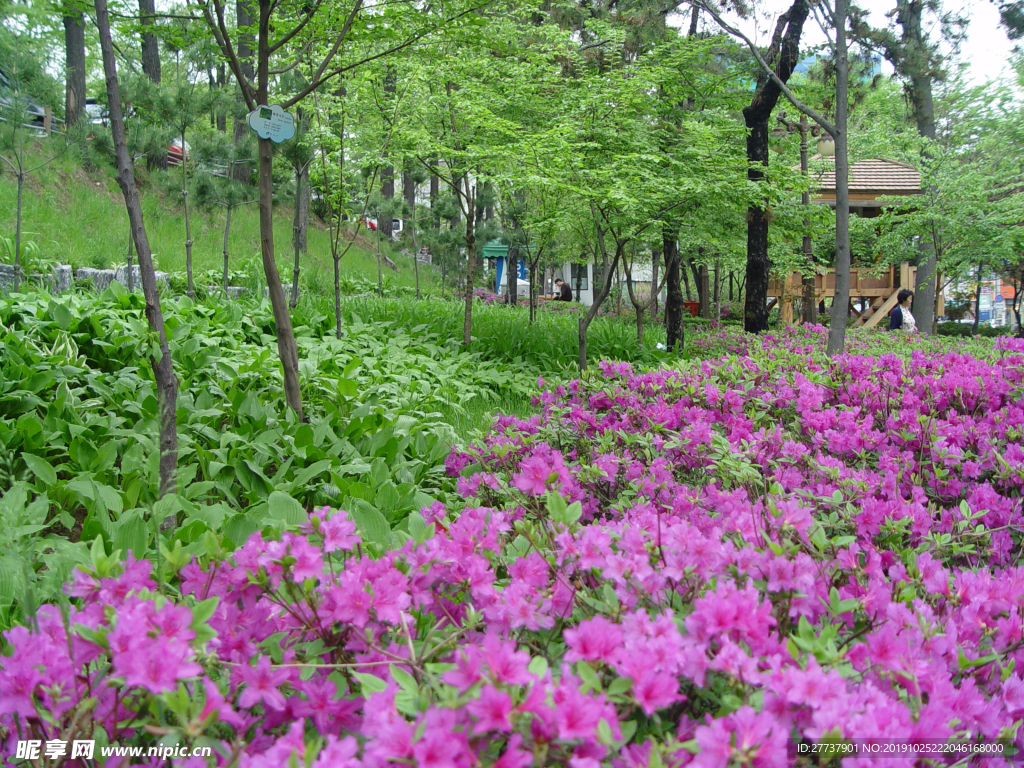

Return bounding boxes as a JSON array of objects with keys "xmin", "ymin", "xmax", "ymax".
[
  {"xmin": 529, "ymin": 259, "xmax": 538, "ymax": 324},
  {"xmin": 403, "ymin": 168, "xmax": 416, "ymax": 219},
  {"xmin": 1013, "ymin": 269, "xmax": 1023, "ymax": 338},
  {"xmin": 13, "ymin": 173, "xmax": 22, "ymax": 291},
  {"xmin": 231, "ymin": 0, "xmax": 255, "ymax": 184},
  {"xmin": 222, "ymin": 204, "xmax": 232, "ymax": 297},
  {"xmin": 139, "ymin": 0, "xmax": 161, "ymax": 84},
  {"xmin": 713, "ymin": 255, "xmax": 721, "ymax": 320},
  {"xmin": 334, "ymin": 244, "xmax": 342, "ymax": 338},
  {"xmin": 216, "ymin": 65, "xmax": 226, "ymax": 131},
  {"xmin": 181, "ymin": 126, "xmax": 194, "ymax": 300},
  {"xmin": 578, "ymin": 220, "xmax": 622, "ymax": 370},
  {"xmin": 973, "ymin": 263, "xmax": 983, "ymax": 335},
  {"xmin": 96, "ymin": 0, "xmax": 178, "ymax": 500},
  {"xmin": 249, "ymin": 0, "xmax": 304, "ymax": 418},
  {"xmin": 826, "ymin": 0, "xmax": 850, "ymax": 356},
  {"xmin": 651, "ymin": 246, "xmax": 660, "ymax": 320},
  {"xmin": 741, "ymin": 0, "xmax": 809, "ymax": 334},
  {"xmin": 895, "ymin": 0, "xmax": 939, "ymax": 336},
  {"xmin": 126, "ymin": 227, "xmax": 135, "ymax": 292},
  {"xmin": 664, "ymin": 229, "xmax": 684, "ymax": 351},
  {"xmin": 699, "ymin": 262, "xmax": 710, "ymax": 319},
  {"xmin": 508, "ymin": 243, "xmax": 519, "ymax": 307},
  {"xmin": 681, "ymin": 254, "xmax": 692, "ymax": 301},
  {"xmin": 290, "ymin": 162, "xmax": 308, "ymax": 308},
  {"xmin": 462, "ymin": 179, "xmax": 476, "ymax": 346},
  {"xmin": 63, "ymin": 8, "xmax": 86, "ymax": 127},
  {"xmin": 256, "ymin": 137, "xmax": 303, "ymax": 416},
  {"xmin": 376, "ymin": 231, "xmax": 383, "ymax": 296},
  {"xmin": 429, "ymin": 158, "xmax": 440, "ymax": 224}
]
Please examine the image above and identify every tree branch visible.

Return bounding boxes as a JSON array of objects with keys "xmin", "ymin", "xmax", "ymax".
[
  {"xmin": 693, "ymin": 0, "xmax": 838, "ymax": 137},
  {"xmin": 284, "ymin": 0, "xmax": 496, "ymax": 109},
  {"xmin": 269, "ymin": 38, "xmax": 315, "ymax": 74},
  {"xmin": 194, "ymin": 0, "xmax": 255, "ymax": 107},
  {"xmin": 268, "ymin": 0, "xmax": 324, "ymax": 53},
  {"xmin": 281, "ymin": 0, "xmax": 364, "ymax": 109}
]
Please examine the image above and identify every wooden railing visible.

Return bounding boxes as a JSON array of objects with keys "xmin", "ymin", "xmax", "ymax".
[{"xmin": 767, "ymin": 262, "xmax": 942, "ymax": 327}]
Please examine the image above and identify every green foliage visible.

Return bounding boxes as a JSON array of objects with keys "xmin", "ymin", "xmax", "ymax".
[
  {"xmin": 333, "ymin": 295, "xmax": 668, "ymax": 370},
  {"xmin": 935, "ymin": 322, "xmax": 1012, "ymax": 338},
  {"xmin": 0, "ymin": 287, "xmax": 539, "ymax": 626}
]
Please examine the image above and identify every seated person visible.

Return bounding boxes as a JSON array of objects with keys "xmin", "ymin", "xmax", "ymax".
[{"xmin": 554, "ymin": 278, "xmax": 573, "ymax": 301}]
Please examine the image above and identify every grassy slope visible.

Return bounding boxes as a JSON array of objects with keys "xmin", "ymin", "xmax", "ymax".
[{"xmin": 0, "ymin": 150, "xmax": 436, "ymax": 292}]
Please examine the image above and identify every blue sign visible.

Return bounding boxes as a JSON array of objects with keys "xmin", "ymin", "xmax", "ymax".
[
  {"xmin": 979, "ymin": 310, "xmax": 991, "ymax": 322},
  {"xmin": 496, "ymin": 258, "xmax": 527, "ymax": 293}
]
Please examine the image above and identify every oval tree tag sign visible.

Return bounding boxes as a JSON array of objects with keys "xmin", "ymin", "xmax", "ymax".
[{"xmin": 247, "ymin": 104, "xmax": 295, "ymax": 143}]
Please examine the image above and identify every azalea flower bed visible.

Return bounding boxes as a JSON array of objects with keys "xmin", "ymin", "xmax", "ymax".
[{"xmin": 3, "ymin": 329, "xmax": 1024, "ymax": 767}]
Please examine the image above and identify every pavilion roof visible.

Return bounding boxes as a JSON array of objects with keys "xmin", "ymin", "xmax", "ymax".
[{"xmin": 794, "ymin": 158, "xmax": 921, "ymax": 196}]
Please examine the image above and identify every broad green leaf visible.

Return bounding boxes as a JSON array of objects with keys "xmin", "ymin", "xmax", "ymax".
[{"xmin": 22, "ymin": 453, "xmax": 57, "ymax": 486}]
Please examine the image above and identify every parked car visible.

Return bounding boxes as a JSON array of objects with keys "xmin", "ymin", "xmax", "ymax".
[
  {"xmin": 84, "ymin": 98, "xmax": 107, "ymax": 126},
  {"xmin": 0, "ymin": 66, "xmax": 49, "ymax": 128},
  {"xmin": 167, "ymin": 137, "xmax": 191, "ymax": 166},
  {"xmin": 361, "ymin": 217, "xmax": 403, "ymax": 241}
]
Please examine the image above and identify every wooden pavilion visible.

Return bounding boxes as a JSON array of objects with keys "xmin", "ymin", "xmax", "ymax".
[{"xmin": 768, "ymin": 158, "xmax": 942, "ymax": 327}]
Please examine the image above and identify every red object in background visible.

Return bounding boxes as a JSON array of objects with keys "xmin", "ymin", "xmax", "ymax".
[
  {"xmin": 683, "ymin": 301, "xmax": 700, "ymax": 318},
  {"xmin": 167, "ymin": 138, "xmax": 190, "ymax": 167}
]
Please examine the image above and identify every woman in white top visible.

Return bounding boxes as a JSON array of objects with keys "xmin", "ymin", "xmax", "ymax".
[{"xmin": 888, "ymin": 289, "xmax": 917, "ymax": 332}]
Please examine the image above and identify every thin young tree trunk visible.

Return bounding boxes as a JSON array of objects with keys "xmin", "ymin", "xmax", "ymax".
[
  {"xmin": 257, "ymin": 135, "xmax": 303, "ymax": 418},
  {"xmin": 182, "ymin": 128, "xmax": 194, "ymax": 300},
  {"xmin": 126, "ymin": 227, "xmax": 135, "ymax": 292},
  {"xmin": 826, "ymin": 0, "xmax": 851, "ymax": 356},
  {"xmin": 376, "ymin": 231, "xmax": 383, "ymax": 297},
  {"xmin": 529, "ymin": 259, "xmax": 538, "ymax": 324},
  {"xmin": 96, "ymin": 0, "xmax": 178, "ymax": 499},
  {"xmin": 222, "ymin": 203, "xmax": 232, "ymax": 297},
  {"xmin": 14, "ymin": 173, "xmax": 22, "ymax": 291},
  {"xmin": 973, "ymin": 263, "xmax": 983, "ymax": 335},
  {"xmin": 252, "ymin": 0, "xmax": 303, "ymax": 418},
  {"xmin": 508, "ymin": 244, "xmax": 519, "ymax": 307},
  {"xmin": 651, "ymin": 246, "xmax": 659, "ymax": 320},
  {"xmin": 462, "ymin": 178, "xmax": 476, "ymax": 346},
  {"xmin": 578, "ymin": 215, "xmax": 622, "ymax": 370},
  {"xmin": 290, "ymin": 163, "xmax": 307, "ymax": 309}
]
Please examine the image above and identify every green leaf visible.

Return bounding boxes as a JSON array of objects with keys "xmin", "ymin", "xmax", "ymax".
[
  {"xmin": 528, "ymin": 656, "xmax": 548, "ymax": 679},
  {"xmin": 606, "ymin": 676, "xmax": 632, "ymax": 696},
  {"xmin": 390, "ymin": 665, "xmax": 418, "ymax": 693},
  {"xmin": 576, "ymin": 661, "xmax": 602, "ymax": 693},
  {"xmin": 348, "ymin": 499, "xmax": 391, "ymax": 545},
  {"xmin": 22, "ymin": 453, "xmax": 57, "ymax": 486},
  {"xmin": 267, "ymin": 491, "xmax": 306, "ymax": 528},
  {"xmin": 113, "ymin": 513, "xmax": 148, "ymax": 558},
  {"xmin": 354, "ymin": 672, "xmax": 387, "ymax": 695}
]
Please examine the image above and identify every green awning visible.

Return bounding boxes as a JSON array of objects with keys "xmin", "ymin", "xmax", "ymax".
[{"xmin": 481, "ymin": 240, "xmax": 508, "ymax": 260}]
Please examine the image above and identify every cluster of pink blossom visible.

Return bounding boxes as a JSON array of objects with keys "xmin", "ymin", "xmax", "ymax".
[{"xmin": 2, "ymin": 331, "xmax": 1024, "ymax": 767}]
